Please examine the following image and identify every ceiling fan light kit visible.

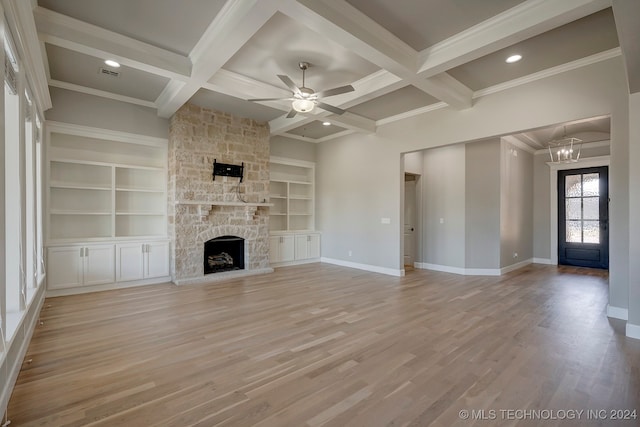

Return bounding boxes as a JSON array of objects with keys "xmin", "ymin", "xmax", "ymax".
[{"xmin": 248, "ymin": 61, "xmax": 354, "ymax": 118}]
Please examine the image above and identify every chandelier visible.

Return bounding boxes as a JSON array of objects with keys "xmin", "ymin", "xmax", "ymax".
[{"xmin": 547, "ymin": 135, "xmax": 582, "ymax": 163}]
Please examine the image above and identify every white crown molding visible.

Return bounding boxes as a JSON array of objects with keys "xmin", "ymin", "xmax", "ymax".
[
  {"xmin": 279, "ymin": 132, "xmax": 321, "ymax": 143},
  {"xmin": 474, "ymin": 48, "xmax": 622, "ymax": 99},
  {"xmin": 49, "ymin": 79, "xmax": 156, "ymax": 109},
  {"xmin": 4, "ymin": 0, "xmax": 52, "ymax": 111},
  {"xmin": 46, "ymin": 121, "xmax": 168, "ymax": 147},
  {"xmin": 417, "ymin": 0, "xmax": 611, "ymax": 77}
]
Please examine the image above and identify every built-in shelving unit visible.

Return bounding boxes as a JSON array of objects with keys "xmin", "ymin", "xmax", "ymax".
[
  {"xmin": 268, "ymin": 157, "xmax": 320, "ymax": 266},
  {"xmin": 47, "ymin": 123, "xmax": 168, "ymax": 242},
  {"xmin": 269, "ymin": 156, "xmax": 315, "ymax": 232},
  {"xmin": 45, "ymin": 122, "xmax": 170, "ymax": 294}
]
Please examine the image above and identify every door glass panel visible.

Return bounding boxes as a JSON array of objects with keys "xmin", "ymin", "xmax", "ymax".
[
  {"xmin": 583, "ymin": 173, "xmax": 599, "ymax": 196},
  {"xmin": 566, "ymin": 199, "xmax": 582, "ymax": 220},
  {"xmin": 583, "ymin": 197, "xmax": 599, "ymax": 220},
  {"xmin": 566, "ymin": 220, "xmax": 582, "ymax": 243},
  {"xmin": 583, "ymin": 221, "xmax": 600, "ymax": 243},
  {"xmin": 565, "ymin": 175, "xmax": 582, "ymax": 197}
]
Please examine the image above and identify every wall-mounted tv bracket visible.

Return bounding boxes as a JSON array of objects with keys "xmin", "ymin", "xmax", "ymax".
[{"xmin": 213, "ymin": 160, "xmax": 244, "ymax": 182}]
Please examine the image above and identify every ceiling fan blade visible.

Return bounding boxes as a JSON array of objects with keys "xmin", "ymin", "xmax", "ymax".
[
  {"xmin": 277, "ymin": 75, "xmax": 302, "ymax": 96},
  {"xmin": 315, "ymin": 85, "xmax": 354, "ymax": 98},
  {"xmin": 286, "ymin": 109, "xmax": 297, "ymax": 118},
  {"xmin": 247, "ymin": 97, "xmax": 294, "ymax": 102},
  {"xmin": 316, "ymin": 102, "xmax": 346, "ymax": 115}
]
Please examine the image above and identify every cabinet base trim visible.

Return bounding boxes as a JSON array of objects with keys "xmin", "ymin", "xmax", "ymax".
[
  {"xmin": 46, "ymin": 276, "xmax": 171, "ymax": 297},
  {"xmin": 321, "ymin": 257, "xmax": 404, "ymax": 277},
  {"xmin": 173, "ymin": 268, "xmax": 274, "ymax": 286},
  {"xmin": 271, "ymin": 258, "xmax": 320, "ymax": 268}
]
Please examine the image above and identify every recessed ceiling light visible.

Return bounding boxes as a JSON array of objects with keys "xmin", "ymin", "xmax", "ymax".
[
  {"xmin": 506, "ymin": 54, "xmax": 522, "ymax": 64},
  {"xmin": 322, "ymin": 121, "xmax": 331, "ymax": 126},
  {"xmin": 104, "ymin": 59, "xmax": 121, "ymax": 68}
]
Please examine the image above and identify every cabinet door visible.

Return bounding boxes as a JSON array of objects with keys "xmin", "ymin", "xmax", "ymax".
[
  {"xmin": 281, "ymin": 235, "xmax": 295, "ymax": 262},
  {"xmin": 308, "ymin": 234, "xmax": 321, "ymax": 259},
  {"xmin": 116, "ymin": 243, "xmax": 144, "ymax": 282},
  {"xmin": 295, "ymin": 234, "xmax": 309, "ymax": 260},
  {"xmin": 47, "ymin": 246, "xmax": 83, "ymax": 290},
  {"xmin": 145, "ymin": 241, "xmax": 170, "ymax": 279},
  {"xmin": 84, "ymin": 244, "xmax": 115, "ymax": 286},
  {"xmin": 269, "ymin": 236, "xmax": 282, "ymax": 263}
]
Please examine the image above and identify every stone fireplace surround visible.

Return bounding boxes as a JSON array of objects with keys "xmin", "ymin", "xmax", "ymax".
[{"xmin": 168, "ymin": 103, "xmax": 273, "ymax": 285}]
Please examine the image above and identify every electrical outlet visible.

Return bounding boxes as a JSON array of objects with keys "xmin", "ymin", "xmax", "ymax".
[
  {"xmin": 513, "ymin": 252, "xmax": 518, "ymax": 258},
  {"xmin": 348, "ymin": 250, "xmax": 352, "ymax": 257},
  {"xmin": 440, "ymin": 218, "xmax": 444, "ymax": 224}
]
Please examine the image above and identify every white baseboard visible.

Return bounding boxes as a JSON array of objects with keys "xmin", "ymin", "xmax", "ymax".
[
  {"xmin": 607, "ymin": 305, "xmax": 628, "ymax": 320},
  {"xmin": 626, "ymin": 323, "xmax": 640, "ymax": 340},
  {"xmin": 46, "ymin": 276, "xmax": 172, "ymax": 297},
  {"xmin": 415, "ymin": 261, "xmax": 532, "ymax": 276},
  {"xmin": 321, "ymin": 257, "xmax": 404, "ymax": 277},
  {"xmin": 500, "ymin": 259, "xmax": 533, "ymax": 274},
  {"xmin": 174, "ymin": 268, "xmax": 274, "ymax": 286},
  {"xmin": 533, "ymin": 257, "xmax": 553, "ymax": 265}
]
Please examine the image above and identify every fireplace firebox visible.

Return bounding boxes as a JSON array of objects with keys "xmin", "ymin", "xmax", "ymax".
[{"xmin": 204, "ymin": 236, "xmax": 245, "ymax": 274}]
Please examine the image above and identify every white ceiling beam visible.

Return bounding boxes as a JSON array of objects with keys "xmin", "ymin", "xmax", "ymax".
[
  {"xmin": 156, "ymin": 0, "xmax": 281, "ymax": 118},
  {"xmin": 34, "ymin": 6, "xmax": 191, "ymax": 81},
  {"xmin": 281, "ymin": 0, "xmax": 473, "ymax": 109},
  {"xmin": 49, "ymin": 79, "xmax": 156, "ymax": 109},
  {"xmin": 204, "ymin": 69, "xmax": 291, "ymax": 104},
  {"xmin": 417, "ymin": 0, "xmax": 612, "ymax": 78}
]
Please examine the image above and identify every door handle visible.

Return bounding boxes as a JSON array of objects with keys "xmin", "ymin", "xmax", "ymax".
[{"xmin": 411, "ymin": 227, "xmax": 414, "ymax": 231}]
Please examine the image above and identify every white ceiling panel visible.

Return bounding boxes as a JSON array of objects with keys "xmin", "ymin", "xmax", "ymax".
[
  {"xmin": 223, "ymin": 12, "xmax": 380, "ymax": 91},
  {"xmin": 189, "ymin": 89, "xmax": 284, "ymax": 123},
  {"xmin": 345, "ymin": 0, "xmax": 526, "ymax": 50},
  {"xmin": 286, "ymin": 121, "xmax": 348, "ymax": 140},
  {"xmin": 37, "ymin": 0, "xmax": 226, "ymax": 55},
  {"xmin": 348, "ymin": 86, "xmax": 440, "ymax": 120},
  {"xmin": 448, "ymin": 8, "xmax": 619, "ymax": 91},
  {"xmin": 46, "ymin": 44, "xmax": 169, "ymax": 101}
]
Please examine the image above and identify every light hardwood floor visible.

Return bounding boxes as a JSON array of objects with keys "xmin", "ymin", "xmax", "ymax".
[{"xmin": 7, "ymin": 263, "xmax": 640, "ymax": 426}]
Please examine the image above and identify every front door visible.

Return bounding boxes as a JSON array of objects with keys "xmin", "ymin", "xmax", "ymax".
[{"xmin": 558, "ymin": 167, "xmax": 609, "ymax": 269}]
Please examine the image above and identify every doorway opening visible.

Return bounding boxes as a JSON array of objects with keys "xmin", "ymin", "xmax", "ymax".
[{"xmin": 404, "ymin": 173, "xmax": 419, "ymax": 271}]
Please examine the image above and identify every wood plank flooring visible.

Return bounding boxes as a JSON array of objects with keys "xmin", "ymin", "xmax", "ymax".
[{"xmin": 7, "ymin": 263, "xmax": 640, "ymax": 426}]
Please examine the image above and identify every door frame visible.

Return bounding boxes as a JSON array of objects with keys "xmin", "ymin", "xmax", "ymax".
[{"xmin": 549, "ymin": 155, "xmax": 609, "ymax": 265}]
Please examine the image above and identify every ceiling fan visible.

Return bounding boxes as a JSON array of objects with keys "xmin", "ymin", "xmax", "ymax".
[{"xmin": 248, "ymin": 62, "xmax": 354, "ymax": 118}]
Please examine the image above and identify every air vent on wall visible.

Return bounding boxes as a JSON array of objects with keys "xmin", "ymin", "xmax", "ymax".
[{"xmin": 98, "ymin": 67, "xmax": 120, "ymax": 78}]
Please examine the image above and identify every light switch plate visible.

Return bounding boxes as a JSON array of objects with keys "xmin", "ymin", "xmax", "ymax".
[{"xmin": 381, "ymin": 218, "xmax": 391, "ymax": 224}]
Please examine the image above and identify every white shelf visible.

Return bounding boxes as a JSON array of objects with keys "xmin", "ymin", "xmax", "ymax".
[
  {"xmin": 175, "ymin": 200, "xmax": 273, "ymax": 207},
  {"xmin": 47, "ymin": 124, "xmax": 168, "ymax": 242},
  {"xmin": 116, "ymin": 187, "xmax": 165, "ymax": 193},
  {"xmin": 269, "ymin": 157, "xmax": 315, "ymax": 232},
  {"xmin": 50, "ymin": 182, "xmax": 111, "ymax": 191},
  {"xmin": 51, "ymin": 210, "xmax": 111, "ymax": 215}
]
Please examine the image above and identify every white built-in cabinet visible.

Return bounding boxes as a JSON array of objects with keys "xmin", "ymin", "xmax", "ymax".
[
  {"xmin": 116, "ymin": 241, "xmax": 170, "ymax": 282},
  {"xmin": 47, "ymin": 244, "xmax": 115, "ymax": 290},
  {"xmin": 269, "ymin": 235, "xmax": 295, "ymax": 264},
  {"xmin": 45, "ymin": 122, "xmax": 170, "ymax": 294},
  {"xmin": 268, "ymin": 156, "xmax": 321, "ymax": 266},
  {"xmin": 295, "ymin": 233, "xmax": 321, "ymax": 260}
]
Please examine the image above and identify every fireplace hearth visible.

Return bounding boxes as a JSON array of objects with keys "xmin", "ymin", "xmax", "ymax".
[{"xmin": 204, "ymin": 236, "xmax": 244, "ymax": 274}]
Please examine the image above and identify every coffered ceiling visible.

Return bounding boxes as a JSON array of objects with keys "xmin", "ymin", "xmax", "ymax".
[{"xmin": 33, "ymin": 0, "xmax": 635, "ymax": 143}]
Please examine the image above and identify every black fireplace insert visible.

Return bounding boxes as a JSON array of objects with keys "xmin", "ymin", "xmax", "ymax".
[{"xmin": 204, "ymin": 235, "xmax": 244, "ymax": 274}]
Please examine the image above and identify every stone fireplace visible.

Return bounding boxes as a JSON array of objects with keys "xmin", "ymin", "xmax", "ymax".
[{"xmin": 168, "ymin": 103, "xmax": 272, "ymax": 285}]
